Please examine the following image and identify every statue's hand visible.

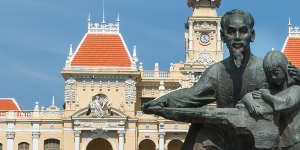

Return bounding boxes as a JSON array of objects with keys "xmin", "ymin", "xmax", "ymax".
[
  {"xmin": 288, "ymin": 62, "xmax": 300, "ymax": 83},
  {"xmin": 242, "ymin": 93, "xmax": 263, "ymax": 118},
  {"xmin": 252, "ymin": 90, "xmax": 262, "ymax": 99},
  {"xmin": 259, "ymin": 89, "xmax": 271, "ymax": 98},
  {"xmin": 142, "ymin": 98, "xmax": 167, "ymax": 114}
]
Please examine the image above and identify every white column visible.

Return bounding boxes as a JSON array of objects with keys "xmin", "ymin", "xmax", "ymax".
[
  {"xmin": 74, "ymin": 130, "xmax": 81, "ymax": 150},
  {"xmin": 32, "ymin": 132, "xmax": 40, "ymax": 150},
  {"xmin": 188, "ymin": 20, "xmax": 194, "ymax": 51},
  {"xmin": 118, "ymin": 131, "xmax": 125, "ymax": 150},
  {"xmin": 159, "ymin": 133, "xmax": 165, "ymax": 150},
  {"xmin": 6, "ymin": 131, "xmax": 15, "ymax": 150},
  {"xmin": 217, "ymin": 21, "xmax": 222, "ymax": 51}
]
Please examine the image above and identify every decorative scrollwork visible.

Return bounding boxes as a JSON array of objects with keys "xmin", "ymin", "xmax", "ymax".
[
  {"xmin": 87, "ymin": 94, "xmax": 112, "ymax": 118},
  {"xmin": 125, "ymin": 78, "xmax": 136, "ymax": 103},
  {"xmin": 193, "ymin": 56, "xmax": 217, "ymax": 65}
]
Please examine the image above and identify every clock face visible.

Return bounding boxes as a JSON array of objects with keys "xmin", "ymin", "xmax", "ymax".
[{"xmin": 200, "ymin": 33, "xmax": 210, "ymax": 44}]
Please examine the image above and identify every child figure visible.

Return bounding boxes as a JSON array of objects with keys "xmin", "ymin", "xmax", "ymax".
[{"xmin": 242, "ymin": 51, "xmax": 300, "ymax": 150}]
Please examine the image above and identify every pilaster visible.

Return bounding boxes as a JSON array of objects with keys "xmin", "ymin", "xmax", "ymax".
[
  {"xmin": 74, "ymin": 130, "xmax": 81, "ymax": 150},
  {"xmin": 32, "ymin": 132, "xmax": 40, "ymax": 150},
  {"xmin": 118, "ymin": 130, "xmax": 125, "ymax": 150},
  {"xmin": 6, "ymin": 131, "xmax": 15, "ymax": 150},
  {"xmin": 188, "ymin": 20, "xmax": 194, "ymax": 51}
]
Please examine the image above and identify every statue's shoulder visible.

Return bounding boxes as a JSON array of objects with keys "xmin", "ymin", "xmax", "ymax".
[
  {"xmin": 204, "ymin": 60, "xmax": 225, "ymax": 74},
  {"xmin": 250, "ymin": 54, "xmax": 263, "ymax": 66}
]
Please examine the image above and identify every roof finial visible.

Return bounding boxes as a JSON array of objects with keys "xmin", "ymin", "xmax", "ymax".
[
  {"xmin": 116, "ymin": 12, "xmax": 120, "ymax": 23},
  {"xmin": 52, "ymin": 96, "xmax": 55, "ymax": 107},
  {"xmin": 34, "ymin": 101, "xmax": 39, "ymax": 111},
  {"xmin": 132, "ymin": 45, "xmax": 138, "ymax": 65},
  {"xmin": 88, "ymin": 12, "xmax": 91, "ymax": 29},
  {"xmin": 69, "ymin": 44, "xmax": 73, "ymax": 57},
  {"xmin": 102, "ymin": 0, "xmax": 106, "ymax": 25},
  {"xmin": 289, "ymin": 18, "xmax": 292, "ymax": 26}
]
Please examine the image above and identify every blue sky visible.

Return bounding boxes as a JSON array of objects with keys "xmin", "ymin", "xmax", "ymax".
[{"xmin": 1, "ymin": 0, "xmax": 300, "ymax": 110}]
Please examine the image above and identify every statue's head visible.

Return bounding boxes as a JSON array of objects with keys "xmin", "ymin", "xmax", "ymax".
[
  {"xmin": 263, "ymin": 51, "xmax": 289, "ymax": 88},
  {"xmin": 221, "ymin": 9, "xmax": 255, "ymax": 68}
]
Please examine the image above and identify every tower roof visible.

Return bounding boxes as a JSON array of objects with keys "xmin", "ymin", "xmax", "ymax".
[
  {"xmin": 282, "ymin": 20, "xmax": 300, "ymax": 68},
  {"xmin": 70, "ymin": 34, "xmax": 132, "ymax": 67},
  {"xmin": 66, "ymin": 14, "xmax": 135, "ymax": 69},
  {"xmin": 0, "ymin": 98, "xmax": 23, "ymax": 111}
]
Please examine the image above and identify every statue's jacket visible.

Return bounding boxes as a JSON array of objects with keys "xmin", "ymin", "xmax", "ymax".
[
  {"xmin": 152, "ymin": 54, "xmax": 268, "ymax": 149},
  {"xmin": 159, "ymin": 54, "xmax": 267, "ymax": 109}
]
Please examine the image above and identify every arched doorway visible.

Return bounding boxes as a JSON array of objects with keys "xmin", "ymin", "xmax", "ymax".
[
  {"xmin": 139, "ymin": 139, "xmax": 156, "ymax": 150},
  {"xmin": 167, "ymin": 139, "xmax": 183, "ymax": 150},
  {"xmin": 86, "ymin": 138, "xmax": 113, "ymax": 150}
]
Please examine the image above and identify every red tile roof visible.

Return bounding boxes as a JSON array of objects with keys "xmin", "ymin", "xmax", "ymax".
[
  {"xmin": 71, "ymin": 34, "xmax": 132, "ymax": 67},
  {"xmin": 282, "ymin": 37, "xmax": 300, "ymax": 68},
  {"xmin": 0, "ymin": 98, "xmax": 22, "ymax": 111}
]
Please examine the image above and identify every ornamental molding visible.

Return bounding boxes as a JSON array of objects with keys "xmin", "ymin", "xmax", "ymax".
[
  {"xmin": 6, "ymin": 131, "xmax": 15, "ymax": 139},
  {"xmin": 194, "ymin": 22, "xmax": 216, "ymax": 31},
  {"xmin": 66, "ymin": 77, "xmax": 76, "ymax": 102},
  {"xmin": 125, "ymin": 78, "xmax": 137, "ymax": 103},
  {"xmin": 71, "ymin": 106, "xmax": 128, "ymax": 119},
  {"xmin": 87, "ymin": 94, "xmax": 112, "ymax": 118},
  {"xmin": 74, "ymin": 130, "xmax": 81, "ymax": 137},
  {"xmin": 193, "ymin": 56, "xmax": 217, "ymax": 65},
  {"xmin": 32, "ymin": 132, "xmax": 40, "ymax": 139},
  {"xmin": 88, "ymin": 23, "xmax": 119, "ymax": 34}
]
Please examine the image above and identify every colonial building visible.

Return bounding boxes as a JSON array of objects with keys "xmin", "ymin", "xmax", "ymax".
[{"xmin": 0, "ymin": 0, "xmax": 223, "ymax": 150}]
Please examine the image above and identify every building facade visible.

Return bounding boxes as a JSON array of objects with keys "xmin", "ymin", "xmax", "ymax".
[{"xmin": 0, "ymin": 0, "xmax": 223, "ymax": 150}]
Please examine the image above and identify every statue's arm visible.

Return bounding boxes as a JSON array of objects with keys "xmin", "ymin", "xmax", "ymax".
[
  {"xmin": 142, "ymin": 65, "xmax": 218, "ymax": 113},
  {"xmin": 262, "ymin": 86, "xmax": 300, "ymax": 112}
]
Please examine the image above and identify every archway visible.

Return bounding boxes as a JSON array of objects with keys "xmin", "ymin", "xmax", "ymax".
[
  {"xmin": 167, "ymin": 139, "xmax": 183, "ymax": 150},
  {"xmin": 139, "ymin": 139, "xmax": 156, "ymax": 150},
  {"xmin": 86, "ymin": 138, "xmax": 113, "ymax": 150}
]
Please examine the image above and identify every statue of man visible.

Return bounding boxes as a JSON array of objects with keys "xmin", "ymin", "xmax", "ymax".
[{"xmin": 143, "ymin": 9, "xmax": 300, "ymax": 150}]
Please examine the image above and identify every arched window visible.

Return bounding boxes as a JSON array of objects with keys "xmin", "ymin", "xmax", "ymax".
[
  {"xmin": 139, "ymin": 139, "xmax": 156, "ymax": 150},
  {"xmin": 18, "ymin": 142, "xmax": 29, "ymax": 150},
  {"xmin": 44, "ymin": 139, "xmax": 60, "ymax": 150}
]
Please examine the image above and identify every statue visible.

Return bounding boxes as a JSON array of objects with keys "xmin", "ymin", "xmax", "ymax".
[
  {"xmin": 142, "ymin": 9, "xmax": 300, "ymax": 150},
  {"xmin": 244, "ymin": 51, "xmax": 300, "ymax": 150},
  {"xmin": 87, "ymin": 94, "xmax": 112, "ymax": 118}
]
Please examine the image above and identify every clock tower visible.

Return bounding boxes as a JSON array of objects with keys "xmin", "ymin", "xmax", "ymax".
[{"xmin": 184, "ymin": 0, "xmax": 223, "ymax": 80}]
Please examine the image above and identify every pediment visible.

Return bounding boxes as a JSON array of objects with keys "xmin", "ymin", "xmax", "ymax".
[{"xmin": 71, "ymin": 107, "xmax": 128, "ymax": 119}]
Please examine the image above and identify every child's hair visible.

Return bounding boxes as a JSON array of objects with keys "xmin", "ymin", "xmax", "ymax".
[{"xmin": 263, "ymin": 51, "xmax": 289, "ymax": 74}]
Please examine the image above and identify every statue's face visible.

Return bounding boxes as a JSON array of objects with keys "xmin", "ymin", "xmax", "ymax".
[
  {"xmin": 222, "ymin": 14, "xmax": 255, "ymax": 67},
  {"xmin": 267, "ymin": 67, "xmax": 286, "ymax": 87}
]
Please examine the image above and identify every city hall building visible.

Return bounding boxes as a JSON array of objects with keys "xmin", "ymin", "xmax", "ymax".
[{"xmin": 1, "ymin": 0, "xmax": 299, "ymax": 150}]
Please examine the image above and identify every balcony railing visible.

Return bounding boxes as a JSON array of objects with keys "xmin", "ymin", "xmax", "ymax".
[
  {"xmin": 0, "ymin": 111, "xmax": 64, "ymax": 120},
  {"xmin": 142, "ymin": 71, "xmax": 172, "ymax": 79}
]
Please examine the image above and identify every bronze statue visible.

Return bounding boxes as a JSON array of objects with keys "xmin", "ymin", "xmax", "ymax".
[
  {"xmin": 143, "ymin": 9, "xmax": 300, "ymax": 150},
  {"xmin": 244, "ymin": 51, "xmax": 300, "ymax": 150}
]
